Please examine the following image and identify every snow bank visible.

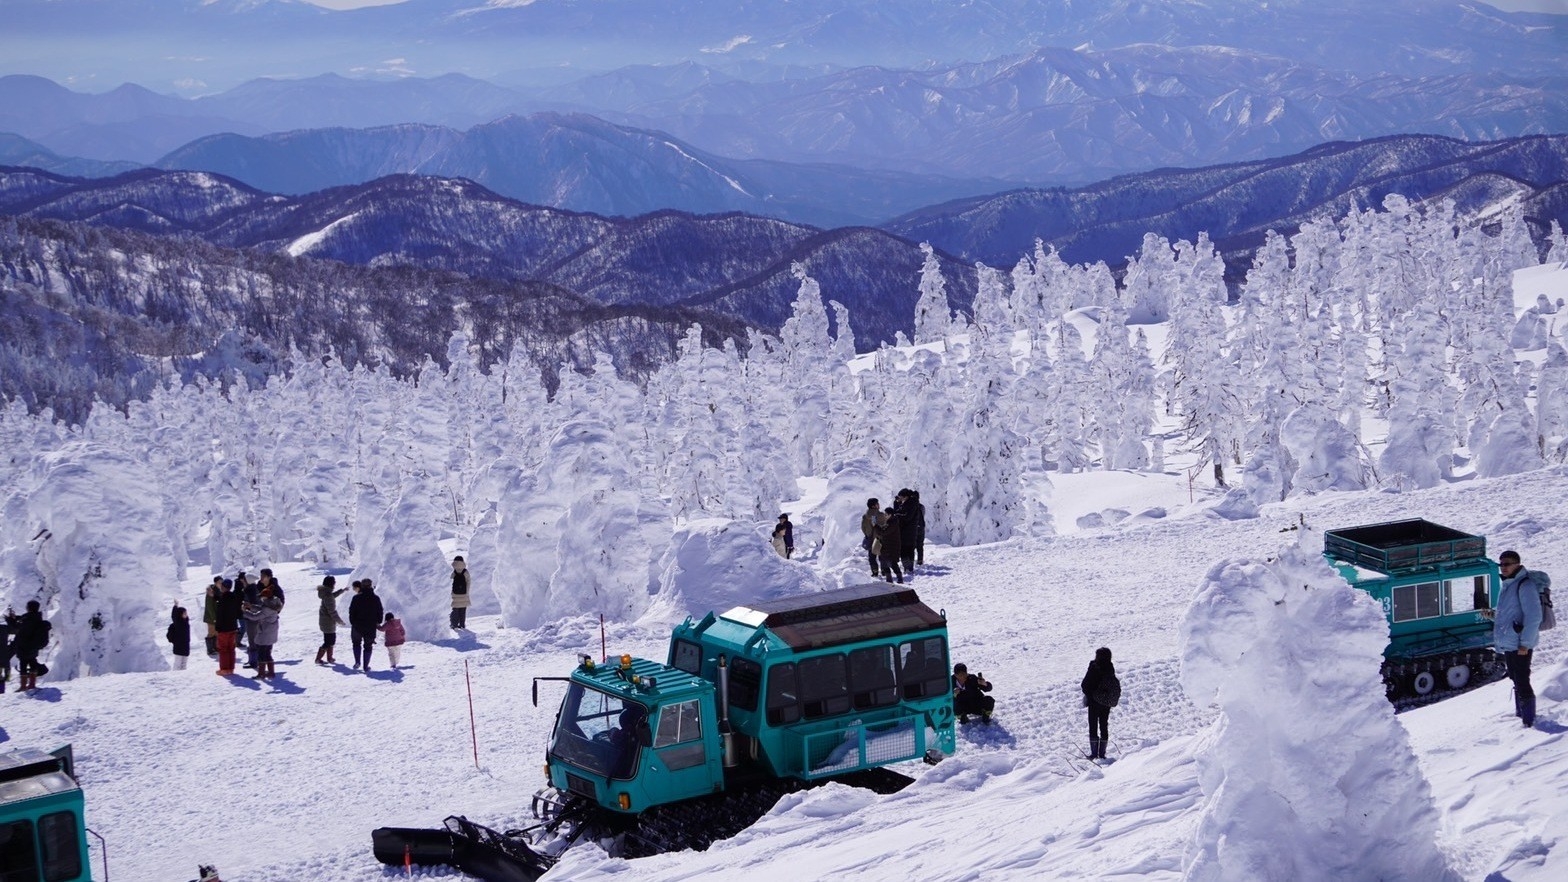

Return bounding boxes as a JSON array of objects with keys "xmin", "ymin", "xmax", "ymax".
[
  {"xmin": 646, "ymin": 518, "xmax": 832, "ymax": 624},
  {"xmin": 1179, "ymin": 542, "xmax": 1457, "ymax": 882}
]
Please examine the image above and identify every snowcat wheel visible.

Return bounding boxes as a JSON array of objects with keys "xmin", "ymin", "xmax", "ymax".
[
  {"xmin": 1446, "ymin": 664, "xmax": 1471, "ymax": 690},
  {"xmin": 1411, "ymin": 670, "xmax": 1436, "ymax": 696}
]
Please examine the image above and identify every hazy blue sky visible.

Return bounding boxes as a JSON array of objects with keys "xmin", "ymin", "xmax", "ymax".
[{"xmin": 302, "ymin": 0, "xmax": 1568, "ymax": 12}]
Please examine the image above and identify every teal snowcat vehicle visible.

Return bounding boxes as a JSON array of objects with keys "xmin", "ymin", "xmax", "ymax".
[
  {"xmin": 1324, "ymin": 519, "xmax": 1503, "ymax": 704},
  {"xmin": 374, "ymin": 583, "xmax": 955, "ymax": 881},
  {"xmin": 0, "ymin": 745, "xmax": 94, "ymax": 882}
]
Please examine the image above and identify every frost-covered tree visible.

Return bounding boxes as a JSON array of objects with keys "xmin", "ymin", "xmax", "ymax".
[
  {"xmin": 1166, "ymin": 235, "xmax": 1239, "ymax": 486},
  {"xmin": 1181, "ymin": 544, "xmax": 1457, "ymax": 882},
  {"xmin": 0, "ymin": 443, "xmax": 180, "ymax": 677},
  {"xmin": 913, "ymin": 243, "xmax": 953, "ymax": 344}
]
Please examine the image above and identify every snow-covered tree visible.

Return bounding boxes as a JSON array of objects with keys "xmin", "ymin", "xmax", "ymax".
[{"xmin": 913, "ymin": 243, "xmax": 953, "ymax": 345}]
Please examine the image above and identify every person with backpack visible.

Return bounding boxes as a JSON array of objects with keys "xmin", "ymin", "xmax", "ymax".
[
  {"xmin": 11, "ymin": 600, "xmax": 51, "ymax": 691},
  {"xmin": 167, "ymin": 603, "xmax": 191, "ymax": 670},
  {"xmin": 1081, "ymin": 646, "xmax": 1120, "ymax": 759},
  {"xmin": 876, "ymin": 506, "xmax": 905, "ymax": 584},
  {"xmin": 952, "ymin": 662, "xmax": 994, "ymax": 723},
  {"xmin": 1493, "ymin": 549, "xmax": 1547, "ymax": 728}
]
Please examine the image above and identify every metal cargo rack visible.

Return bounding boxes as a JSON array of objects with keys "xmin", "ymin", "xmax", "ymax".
[{"xmin": 1323, "ymin": 519, "xmax": 1487, "ymax": 574}]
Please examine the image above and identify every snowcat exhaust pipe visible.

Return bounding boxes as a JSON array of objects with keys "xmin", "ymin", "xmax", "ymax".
[{"xmin": 717, "ymin": 654, "xmax": 737, "ymax": 768}]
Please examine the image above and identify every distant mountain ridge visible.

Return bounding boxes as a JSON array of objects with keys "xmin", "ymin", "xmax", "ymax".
[
  {"xmin": 3, "ymin": 0, "xmax": 1564, "ymax": 92},
  {"xmin": 151, "ymin": 114, "xmax": 1013, "ymax": 228},
  {"xmin": 883, "ymin": 134, "xmax": 1568, "ymax": 267},
  {"xmin": 5, "ymin": 133, "xmax": 1564, "ymax": 343},
  {"xmin": 0, "ymin": 167, "xmax": 979, "ymax": 346}
]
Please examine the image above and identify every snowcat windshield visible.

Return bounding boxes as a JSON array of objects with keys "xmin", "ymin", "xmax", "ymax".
[{"xmin": 550, "ymin": 683, "xmax": 645, "ymax": 780}]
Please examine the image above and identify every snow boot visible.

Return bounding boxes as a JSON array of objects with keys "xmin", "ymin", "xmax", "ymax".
[
  {"xmin": 1521, "ymin": 696, "xmax": 1536, "ymax": 728},
  {"xmin": 314, "ymin": 647, "xmax": 327, "ymax": 665}
]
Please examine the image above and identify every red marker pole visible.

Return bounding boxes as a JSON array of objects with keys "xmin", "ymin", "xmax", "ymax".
[{"xmin": 465, "ymin": 659, "xmax": 479, "ymax": 769}]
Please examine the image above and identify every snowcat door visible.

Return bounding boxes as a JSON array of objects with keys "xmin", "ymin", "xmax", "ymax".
[{"xmin": 617, "ymin": 695, "xmax": 725, "ymax": 812}]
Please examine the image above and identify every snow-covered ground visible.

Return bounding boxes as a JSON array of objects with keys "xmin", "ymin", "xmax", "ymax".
[{"xmin": 4, "ymin": 460, "xmax": 1564, "ymax": 881}]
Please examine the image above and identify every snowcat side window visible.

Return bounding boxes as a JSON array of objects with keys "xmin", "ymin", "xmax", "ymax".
[
  {"xmin": 0, "ymin": 819, "xmax": 39, "ymax": 882},
  {"xmin": 766, "ymin": 663, "xmax": 801, "ymax": 726},
  {"xmin": 1392, "ymin": 581, "xmax": 1442, "ymax": 622},
  {"xmin": 38, "ymin": 811, "xmax": 82, "ymax": 882},
  {"xmin": 671, "ymin": 639, "xmax": 703, "ymax": 675},
  {"xmin": 1443, "ymin": 577, "xmax": 1488, "ymax": 614},
  {"xmin": 729, "ymin": 658, "xmax": 761, "ymax": 712},
  {"xmin": 798, "ymin": 653, "xmax": 850, "ymax": 719},
  {"xmin": 898, "ymin": 637, "xmax": 949, "ymax": 699},
  {"xmin": 849, "ymin": 645, "xmax": 899, "ymax": 709}
]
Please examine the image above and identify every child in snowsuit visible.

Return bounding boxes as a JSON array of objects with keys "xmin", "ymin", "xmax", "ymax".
[
  {"xmin": 379, "ymin": 612, "xmax": 407, "ymax": 670},
  {"xmin": 167, "ymin": 604, "xmax": 191, "ymax": 670}
]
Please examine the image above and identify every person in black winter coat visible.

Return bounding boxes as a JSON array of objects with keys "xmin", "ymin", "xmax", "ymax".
[
  {"xmin": 952, "ymin": 663, "xmax": 994, "ymax": 723},
  {"xmin": 894, "ymin": 490, "xmax": 919, "ymax": 576},
  {"xmin": 1081, "ymin": 647, "xmax": 1119, "ymax": 759},
  {"xmin": 213, "ymin": 579, "xmax": 243, "ymax": 675},
  {"xmin": 11, "ymin": 600, "xmax": 50, "ymax": 691},
  {"xmin": 349, "ymin": 578, "xmax": 386, "ymax": 671},
  {"xmin": 875, "ymin": 508, "xmax": 904, "ymax": 584},
  {"xmin": 167, "ymin": 604, "xmax": 192, "ymax": 670}
]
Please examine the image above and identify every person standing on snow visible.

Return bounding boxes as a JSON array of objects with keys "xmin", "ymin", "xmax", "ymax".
[
  {"xmin": 203, "ymin": 577, "xmax": 221, "ymax": 657},
  {"xmin": 1493, "ymin": 549, "xmax": 1544, "ymax": 728},
  {"xmin": 379, "ymin": 612, "xmax": 407, "ymax": 670},
  {"xmin": 860, "ymin": 498, "xmax": 881, "ymax": 577},
  {"xmin": 11, "ymin": 601, "xmax": 51, "ymax": 691},
  {"xmin": 450, "ymin": 556, "xmax": 471, "ymax": 630},
  {"xmin": 315, "ymin": 575, "xmax": 348, "ymax": 665},
  {"xmin": 349, "ymin": 578, "xmax": 385, "ymax": 671},
  {"xmin": 776, "ymin": 514, "xmax": 795, "ymax": 559},
  {"xmin": 1081, "ymin": 647, "xmax": 1120, "ymax": 759},
  {"xmin": 167, "ymin": 603, "xmax": 191, "ymax": 670},
  {"xmin": 910, "ymin": 490, "xmax": 927, "ymax": 568},
  {"xmin": 213, "ymin": 579, "xmax": 242, "ymax": 676},
  {"xmin": 242, "ymin": 586, "xmax": 282, "ymax": 680},
  {"xmin": 894, "ymin": 490, "xmax": 919, "ymax": 578},
  {"xmin": 876, "ymin": 506, "xmax": 904, "ymax": 584}
]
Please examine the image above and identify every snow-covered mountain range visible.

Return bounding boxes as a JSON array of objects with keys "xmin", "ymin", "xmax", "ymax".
[{"xmin": 5, "ymin": 0, "xmax": 1566, "ymax": 91}]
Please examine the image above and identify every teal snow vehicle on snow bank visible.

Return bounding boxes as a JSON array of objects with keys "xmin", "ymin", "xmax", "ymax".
[
  {"xmin": 374, "ymin": 583, "xmax": 955, "ymax": 880},
  {"xmin": 0, "ymin": 745, "xmax": 94, "ymax": 882},
  {"xmin": 1324, "ymin": 519, "xmax": 1504, "ymax": 704}
]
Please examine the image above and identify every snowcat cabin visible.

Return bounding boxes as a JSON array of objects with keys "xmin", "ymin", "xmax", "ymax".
[
  {"xmin": 1324, "ymin": 519, "xmax": 1501, "ymax": 700},
  {"xmin": 545, "ymin": 654, "xmax": 724, "ymax": 815},
  {"xmin": 0, "ymin": 746, "xmax": 91, "ymax": 882},
  {"xmin": 669, "ymin": 583, "xmax": 956, "ymax": 781}
]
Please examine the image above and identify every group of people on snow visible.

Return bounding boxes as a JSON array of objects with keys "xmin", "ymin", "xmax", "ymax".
[
  {"xmin": 861, "ymin": 489, "xmax": 926, "ymax": 584},
  {"xmin": 187, "ymin": 561, "xmax": 436, "ymax": 679}
]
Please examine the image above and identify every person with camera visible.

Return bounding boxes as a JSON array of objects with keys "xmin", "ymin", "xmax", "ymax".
[{"xmin": 952, "ymin": 662, "xmax": 994, "ymax": 723}]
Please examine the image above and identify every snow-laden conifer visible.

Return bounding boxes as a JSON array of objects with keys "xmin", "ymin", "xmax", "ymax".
[
  {"xmin": 913, "ymin": 243, "xmax": 952, "ymax": 344},
  {"xmin": 1181, "ymin": 543, "xmax": 1458, "ymax": 882}
]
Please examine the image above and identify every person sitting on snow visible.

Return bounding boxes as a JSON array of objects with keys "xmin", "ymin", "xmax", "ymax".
[{"xmin": 952, "ymin": 663, "xmax": 994, "ymax": 723}]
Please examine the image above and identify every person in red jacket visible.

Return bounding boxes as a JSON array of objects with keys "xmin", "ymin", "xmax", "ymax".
[{"xmin": 379, "ymin": 612, "xmax": 407, "ymax": 671}]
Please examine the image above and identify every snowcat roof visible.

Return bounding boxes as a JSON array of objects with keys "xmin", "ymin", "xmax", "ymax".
[{"xmin": 719, "ymin": 583, "xmax": 946, "ymax": 651}]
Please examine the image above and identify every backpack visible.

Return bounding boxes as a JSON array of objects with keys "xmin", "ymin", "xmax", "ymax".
[
  {"xmin": 1092, "ymin": 674, "xmax": 1121, "ymax": 708},
  {"xmin": 1536, "ymin": 571, "xmax": 1555, "ymax": 632}
]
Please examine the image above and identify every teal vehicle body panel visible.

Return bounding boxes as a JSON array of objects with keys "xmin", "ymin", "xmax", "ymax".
[
  {"xmin": 0, "ymin": 746, "xmax": 92, "ymax": 882},
  {"xmin": 544, "ymin": 584, "xmax": 955, "ymax": 815},
  {"xmin": 1324, "ymin": 519, "xmax": 1500, "ymax": 661}
]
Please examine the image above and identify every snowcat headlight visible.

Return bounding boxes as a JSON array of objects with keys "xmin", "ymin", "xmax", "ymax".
[
  {"xmin": 618, "ymin": 793, "xmax": 632, "ymax": 811},
  {"xmin": 620, "ymin": 654, "xmax": 633, "ymax": 669}
]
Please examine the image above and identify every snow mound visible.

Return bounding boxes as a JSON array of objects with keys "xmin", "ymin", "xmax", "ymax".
[{"xmin": 1179, "ymin": 542, "xmax": 1457, "ymax": 881}]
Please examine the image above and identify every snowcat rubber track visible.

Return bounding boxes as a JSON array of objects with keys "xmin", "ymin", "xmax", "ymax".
[{"xmin": 1386, "ymin": 648, "xmax": 1507, "ymax": 712}]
